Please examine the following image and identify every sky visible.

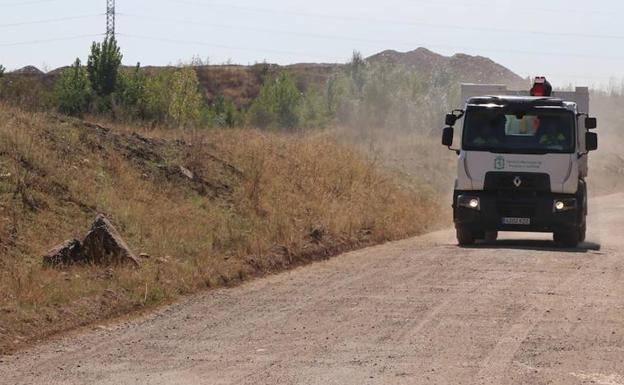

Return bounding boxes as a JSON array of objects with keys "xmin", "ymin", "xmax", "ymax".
[{"xmin": 2, "ymin": 0, "xmax": 624, "ymax": 87}]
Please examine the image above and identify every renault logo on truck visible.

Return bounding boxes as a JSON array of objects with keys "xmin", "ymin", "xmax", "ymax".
[{"xmin": 513, "ymin": 176, "xmax": 522, "ymax": 188}]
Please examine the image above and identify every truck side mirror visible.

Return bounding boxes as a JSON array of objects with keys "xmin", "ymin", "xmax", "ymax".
[
  {"xmin": 445, "ymin": 114, "xmax": 457, "ymax": 126},
  {"xmin": 586, "ymin": 132, "xmax": 598, "ymax": 151},
  {"xmin": 442, "ymin": 126, "xmax": 454, "ymax": 146},
  {"xmin": 585, "ymin": 117, "xmax": 597, "ymax": 129}
]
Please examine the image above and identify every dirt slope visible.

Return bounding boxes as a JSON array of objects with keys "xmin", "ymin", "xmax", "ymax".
[
  {"xmin": 0, "ymin": 106, "xmax": 438, "ymax": 355},
  {"xmin": 2, "ymin": 193, "xmax": 622, "ymax": 385}
]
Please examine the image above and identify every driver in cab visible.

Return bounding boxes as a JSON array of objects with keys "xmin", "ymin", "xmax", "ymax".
[
  {"xmin": 471, "ymin": 115, "xmax": 503, "ymax": 146},
  {"xmin": 537, "ymin": 117, "xmax": 567, "ymax": 148}
]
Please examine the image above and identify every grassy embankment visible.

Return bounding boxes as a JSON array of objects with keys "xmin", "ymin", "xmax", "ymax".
[{"xmin": 0, "ymin": 104, "xmax": 442, "ymax": 354}]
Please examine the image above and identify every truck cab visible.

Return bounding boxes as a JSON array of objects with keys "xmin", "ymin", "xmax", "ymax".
[{"xmin": 442, "ymin": 78, "xmax": 598, "ymax": 247}]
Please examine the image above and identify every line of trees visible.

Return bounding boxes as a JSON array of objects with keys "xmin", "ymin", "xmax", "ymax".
[{"xmin": 2, "ymin": 42, "xmax": 457, "ymax": 132}]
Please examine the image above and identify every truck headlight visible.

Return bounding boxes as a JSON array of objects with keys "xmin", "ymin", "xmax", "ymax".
[
  {"xmin": 553, "ymin": 198, "xmax": 576, "ymax": 212},
  {"xmin": 458, "ymin": 195, "xmax": 480, "ymax": 211}
]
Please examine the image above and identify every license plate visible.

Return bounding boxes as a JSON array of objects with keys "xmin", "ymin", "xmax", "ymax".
[{"xmin": 502, "ymin": 217, "xmax": 531, "ymax": 225}]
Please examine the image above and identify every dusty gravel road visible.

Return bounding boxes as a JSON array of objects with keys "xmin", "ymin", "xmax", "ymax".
[{"xmin": 2, "ymin": 194, "xmax": 624, "ymax": 385}]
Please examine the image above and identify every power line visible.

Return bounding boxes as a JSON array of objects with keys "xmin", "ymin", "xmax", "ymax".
[
  {"xmin": 116, "ymin": 14, "xmax": 624, "ymax": 63},
  {"xmin": 117, "ymin": 33, "xmax": 343, "ymax": 61},
  {"xmin": 0, "ymin": 14, "xmax": 103, "ymax": 28},
  {"xmin": 116, "ymin": 32, "xmax": 624, "ymax": 64},
  {"xmin": 0, "ymin": 0, "xmax": 61, "ymax": 6},
  {"xmin": 0, "ymin": 33, "xmax": 104, "ymax": 47},
  {"xmin": 121, "ymin": 12, "xmax": 624, "ymax": 49},
  {"xmin": 169, "ymin": 0, "xmax": 624, "ymax": 42}
]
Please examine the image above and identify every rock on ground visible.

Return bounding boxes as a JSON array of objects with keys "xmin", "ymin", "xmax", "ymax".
[
  {"xmin": 81, "ymin": 214, "xmax": 140, "ymax": 267},
  {"xmin": 42, "ymin": 239, "xmax": 83, "ymax": 266}
]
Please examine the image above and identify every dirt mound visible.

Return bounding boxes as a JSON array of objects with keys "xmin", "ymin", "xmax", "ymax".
[
  {"xmin": 11, "ymin": 65, "xmax": 45, "ymax": 77},
  {"xmin": 366, "ymin": 48, "xmax": 525, "ymax": 87}
]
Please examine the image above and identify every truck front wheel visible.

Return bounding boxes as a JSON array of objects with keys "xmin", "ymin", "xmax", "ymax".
[
  {"xmin": 554, "ymin": 228, "xmax": 580, "ymax": 248},
  {"xmin": 456, "ymin": 227, "xmax": 475, "ymax": 246},
  {"xmin": 484, "ymin": 231, "xmax": 498, "ymax": 243},
  {"xmin": 578, "ymin": 222, "xmax": 586, "ymax": 243}
]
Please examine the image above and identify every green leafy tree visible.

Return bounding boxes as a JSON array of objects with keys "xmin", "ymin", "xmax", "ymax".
[
  {"xmin": 299, "ymin": 85, "xmax": 330, "ymax": 129},
  {"xmin": 347, "ymin": 51, "xmax": 367, "ymax": 94},
  {"xmin": 168, "ymin": 67, "xmax": 203, "ymax": 127},
  {"xmin": 115, "ymin": 63, "xmax": 147, "ymax": 119},
  {"xmin": 54, "ymin": 58, "xmax": 92, "ymax": 115},
  {"xmin": 249, "ymin": 72, "xmax": 302, "ymax": 130},
  {"xmin": 142, "ymin": 71, "xmax": 173, "ymax": 123},
  {"xmin": 205, "ymin": 95, "xmax": 239, "ymax": 127},
  {"xmin": 0, "ymin": 64, "xmax": 5, "ymax": 78},
  {"xmin": 87, "ymin": 37, "xmax": 123, "ymax": 98}
]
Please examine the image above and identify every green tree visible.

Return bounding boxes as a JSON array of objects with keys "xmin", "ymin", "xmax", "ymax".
[
  {"xmin": 168, "ymin": 67, "xmax": 203, "ymax": 127},
  {"xmin": 142, "ymin": 70, "xmax": 173, "ymax": 123},
  {"xmin": 206, "ymin": 95, "xmax": 239, "ymax": 127},
  {"xmin": 248, "ymin": 72, "xmax": 302, "ymax": 130},
  {"xmin": 54, "ymin": 58, "xmax": 92, "ymax": 116},
  {"xmin": 347, "ymin": 51, "xmax": 367, "ymax": 94},
  {"xmin": 115, "ymin": 63, "xmax": 146, "ymax": 119},
  {"xmin": 299, "ymin": 85, "xmax": 330, "ymax": 128},
  {"xmin": 87, "ymin": 37, "xmax": 123, "ymax": 98},
  {"xmin": 0, "ymin": 64, "xmax": 5, "ymax": 78}
]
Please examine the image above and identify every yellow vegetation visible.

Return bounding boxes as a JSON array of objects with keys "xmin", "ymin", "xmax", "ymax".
[{"xmin": 0, "ymin": 104, "xmax": 441, "ymax": 353}]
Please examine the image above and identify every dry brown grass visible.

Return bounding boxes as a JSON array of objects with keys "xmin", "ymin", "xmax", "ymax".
[{"xmin": 0, "ymin": 104, "xmax": 441, "ymax": 353}]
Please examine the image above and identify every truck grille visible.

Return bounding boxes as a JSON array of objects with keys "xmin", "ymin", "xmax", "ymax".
[{"xmin": 484, "ymin": 172, "xmax": 551, "ymax": 192}]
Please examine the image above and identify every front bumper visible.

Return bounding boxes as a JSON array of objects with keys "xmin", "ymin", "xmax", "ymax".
[{"xmin": 453, "ymin": 190, "xmax": 580, "ymax": 232}]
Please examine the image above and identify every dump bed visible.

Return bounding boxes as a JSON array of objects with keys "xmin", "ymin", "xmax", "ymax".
[{"xmin": 461, "ymin": 84, "xmax": 589, "ymax": 114}]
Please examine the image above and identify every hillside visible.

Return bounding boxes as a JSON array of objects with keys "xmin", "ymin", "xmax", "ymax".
[
  {"xmin": 6, "ymin": 48, "xmax": 525, "ymax": 108},
  {"xmin": 0, "ymin": 104, "xmax": 441, "ymax": 354}
]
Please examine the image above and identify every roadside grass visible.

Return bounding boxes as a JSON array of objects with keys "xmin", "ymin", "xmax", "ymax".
[{"xmin": 0, "ymin": 104, "xmax": 442, "ymax": 353}]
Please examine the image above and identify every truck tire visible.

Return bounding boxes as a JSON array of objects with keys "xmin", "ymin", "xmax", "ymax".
[
  {"xmin": 484, "ymin": 231, "xmax": 498, "ymax": 243},
  {"xmin": 457, "ymin": 227, "xmax": 475, "ymax": 246},
  {"xmin": 578, "ymin": 222, "xmax": 586, "ymax": 243},
  {"xmin": 554, "ymin": 229, "xmax": 580, "ymax": 248}
]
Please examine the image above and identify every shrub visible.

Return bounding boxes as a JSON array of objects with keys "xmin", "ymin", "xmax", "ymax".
[
  {"xmin": 114, "ymin": 63, "xmax": 147, "ymax": 119},
  {"xmin": 202, "ymin": 95, "xmax": 240, "ymax": 128},
  {"xmin": 248, "ymin": 72, "xmax": 302, "ymax": 130},
  {"xmin": 0, "ymin": 65, "xmax": 5, "ymax": 78},
  {"xmin": 299, "ymin": 85, "xmax": 331, "ymax": 129},
  {"xmin": 324, "ymin": 54, "xmax": 456, "ymax": 132},
  {"xmin": 0, "ymin": 76, "xmax": 52, "ymax": 111},
  {"xmin": 142, "ymin": 70, "xmax": 172, "ymax": 123},
  {"xmin": 167, "ymin": 67, "xmax": 203, "ymax": 127},
  {"xmin": 53, "ymin": 58, "xmax": 92, "ymax": 116}
]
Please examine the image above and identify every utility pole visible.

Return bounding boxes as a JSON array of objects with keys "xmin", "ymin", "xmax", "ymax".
[{"xmin": 106, "ymin": 0, "xmax": 115, "ymax": 39}]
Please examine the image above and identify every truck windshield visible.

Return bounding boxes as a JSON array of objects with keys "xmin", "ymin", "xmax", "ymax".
[{"xmin": 462, "ymin": 107, "xmax": 575, "ymax": 154}]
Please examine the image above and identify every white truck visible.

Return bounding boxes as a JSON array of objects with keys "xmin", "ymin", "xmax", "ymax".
[{"xmin": 442, "ymin": 78, "xmax": 598, "ymax": 247}]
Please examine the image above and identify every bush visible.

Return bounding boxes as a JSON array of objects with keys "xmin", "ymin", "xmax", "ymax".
[
  {"xmin": 168, "ymin": 67, "xmax": 203, "ymax": 127},
  {"xmin": 112, "ymin": 66, "xmax": 204, "ymax": 127},
  {"xmin": 0, "ymin": 65, "xmax": 5, "ymax": 78},
  {"xmin": 114, "ymin": 63, "xmax": 147, "ymax": 119},
  {"xmin": 53, "ymin": 59, "xmax": 92, "ymax": 115},
  {"xmin": 0, "ymin": 76, "xmax": 52, "ymax": 111},
  {"xmin": 248, "ymin": 72, "xmax": 302, "ymax": 130},
  {"xmin": 299, "ymin": 85, "xmax": 331, "ymax": 129},
  {"xmin": 324, "ymin": 52, "xmax": 457, "ymax": 132},
  {"xmin": 201, "ymin": 95, "xmax": 241, "ymax": 128}
]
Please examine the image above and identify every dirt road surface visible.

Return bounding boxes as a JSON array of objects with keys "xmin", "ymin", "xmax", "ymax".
[{"xmin": 2, "ymin": 194, "xmax": 624, "ymax": 385}]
